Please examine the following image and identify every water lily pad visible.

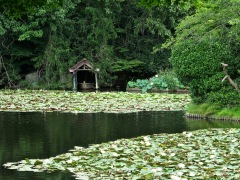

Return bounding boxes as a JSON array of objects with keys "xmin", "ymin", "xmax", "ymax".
[
  {"xmin": 4, "ymin": 128, "xmax": 240, "ymax": 179},
  {"xmin": 0, "ymin": 90, "xmax": 191, "ymax": 113}
]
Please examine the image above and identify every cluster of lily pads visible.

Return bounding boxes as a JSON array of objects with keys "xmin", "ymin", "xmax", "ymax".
[
  {"xmin": 4, "ymin": 128, "xmax": 240, "ymax": 179},
  {"xmin": 0, "ymin": 89, "xmax": 191, "ymax": 113},
  {"xmin": 2, "ymin": 90, "xmax": 239, "ymax": 179}
]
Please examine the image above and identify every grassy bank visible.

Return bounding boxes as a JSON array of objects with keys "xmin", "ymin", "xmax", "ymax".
[{"xmin": 186, "ymin": 103, "xmax": 240, "ymax": 121}]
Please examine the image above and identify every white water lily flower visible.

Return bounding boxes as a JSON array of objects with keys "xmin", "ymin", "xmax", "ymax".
[
  {"xmin": 229, "ymin": 129, "xmax": 234, "ymax": 133},
  {"xmin": 156, "ymin": 167, "xmax": 162, "ymax": 171},
  {"xmin": 3, "ymin": 162, "xmax": 14, "ymax": 167},
  {"xmin": 210, "ymin": 155, "xmax": 215, "ymax": 159},
  {"xmin": 18, "ymin": 165, "xmax": 34, "ymax": 172},
  {"xmin": 189, "ymin": 171, "xmax": 195, "ymax": 176},
  {"xmin": 143, "ymin": 136, "xmax": 150, "ymax": 142},
  {"xmin": 71, "ymin": 156, "xmax": 80, "ymax": 161},
  {"xmin": 151, "ymin": 169, "xmax": 157, "ymax": 173},
  {"xmin": 155, "ymin": 74, "xmax": 158, "ymax": 77},
  {"xmin": 151, "ymin": 167, "xmax": 162, "ymax": 173},
  {"xmin": 43, "ymin": 159, "xmax": 51, "ymax": 164},
  {"xmin": 178, "ymin": 163, "xmax": 185, "ymax": 168},
  {"xmin": 112, "ymin": 152, "xmax": 119, "ymax": 157},
  {"xmin": 145, "ymin": 142, "xmax": 151, "ymax": 146},
  {"xmin": 222, "ymin": 166, "xmax": 228, "ymax": 171},
  {"xmin": 161, "ymin": 152, "xmax": 167, "ymax": 156},
  {"xmin": 67, "ymin": 160, "xmax": 73, "ymax": 164},
  {"xmin": 150, "ymin": 82, "xmax": 153, "ymax": 85},
  {"xmin": 75, "ymin": 172, "xmax": 90, "ymax": 180},
  {"xmin": 178, "ymin": 143, "xmax": 184, "ymax": 147},
  {"xmin": 177, "ymin": 171, "xmax": 183, "ymax": 176},
  {"xmin": 74, "ymin": 146, "xmax": 84, "ymax": 150},
  {"xmin": 171, "ymin": 175, "xmax": 181, "ymax": 180},
  {"xmin": 67, "ymin": 167, "xmax": 75, "ymax": 172},
  {"xmin": 170, "ymin": 153, "xmax": 176, "ymax": 156},
  {"xmin": 100, "ymin": 150, "xmax": 106, "ymax": 154},
  {"xmin": 65, "ymin": 153, "xmax": 72, "ymax": 157},
  {"xmin": 32, "ymin": 169, "xmax": 44, "ymax": 172},
  {"xmin": 9, "ymin": 165, "xmax": 21, "ymax": 170},
  {"xmin": 186, "ymin": 132, "xmax": 193, "ymax": 137},
  {"xmin": 112, "ymin": 144, "xmax": 117, "ymax": 149},
  {"xmin": 199, "ymin": 162, "xmax": 203, "ymax": 165}
]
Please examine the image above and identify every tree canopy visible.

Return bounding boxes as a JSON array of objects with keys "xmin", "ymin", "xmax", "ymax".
[
  {"xmin": 0, "ymin": 0, "xmax": 189, "ymax": 89},
  {"xmin": 0, "ymin": 0, "xmax": 63, "ymax": 17},
  {"xmin": 139, "ymin": 0, "xmax": 209, "ymax": 9}
]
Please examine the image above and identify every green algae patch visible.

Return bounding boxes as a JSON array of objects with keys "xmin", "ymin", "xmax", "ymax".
[
  {"xmin": 4, "ymin": 128, "xmax": 240, "ymax": 179},
  {"xmin": 0, "ymin": 90, "xmax": 191, "ymax": 113}
]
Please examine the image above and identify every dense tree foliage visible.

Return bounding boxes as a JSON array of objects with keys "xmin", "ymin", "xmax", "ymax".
[
  {"xmin": 0, "ymin": 0, "xmax": 63, "ymax": 17},
  {"xmin": 0, "ymin": 0, "xmax": 79, "ymax": 88},
  {"xmin": 0, "ymin": 0, "xmax": 188, "ymax": 89},
  {"xmin": 170, "ymin": 0, "xmax": 240, "ymax": 107},
  {"xmin": 139, "ymin": 0, "xmax": 209, "ymax": 10}
]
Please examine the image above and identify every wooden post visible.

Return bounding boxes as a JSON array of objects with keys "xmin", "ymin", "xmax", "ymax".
[
  {"xmin": 95, "ymin": 68, "xmax": 100, "ymax": 90},
  {"xmin": 95, "ymin": 73, "xmax": 99, "ymax": 89},
  {"xmin": 73, "ymin": 72, "xmax": 77, "ymax": 91}
]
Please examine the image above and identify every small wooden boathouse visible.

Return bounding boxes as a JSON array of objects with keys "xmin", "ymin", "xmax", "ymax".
[{"xmin": 69, "ymin": 58, "xmax": 99, "ymax": 91}]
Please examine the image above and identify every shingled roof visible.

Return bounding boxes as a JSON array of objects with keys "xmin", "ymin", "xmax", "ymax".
[{"xmin": 69, "ymin": 58, "xmax": 93, "ymax": 73}]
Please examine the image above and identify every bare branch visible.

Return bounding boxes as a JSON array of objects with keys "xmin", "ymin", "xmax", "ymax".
[
  {"xmin": 1, "ymin": 37, "xmax": 14, "ymax": 49},
  {"xmin": 0, "ymin": 53, "xmax": 14, "ymax": 87},
  {"xmin": 221, "ymin": 62, "xmax": 239, "ymax": 92}
]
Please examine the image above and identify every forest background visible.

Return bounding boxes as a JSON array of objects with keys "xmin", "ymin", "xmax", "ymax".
[{"xmin": 0, "ymin": 0, "xmax": 184, "ymax": 89}]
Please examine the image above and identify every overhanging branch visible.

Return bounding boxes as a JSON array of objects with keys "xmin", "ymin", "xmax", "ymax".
[{"xmin": 221, "ymin": 63, "xmax": 239, "ymax": 92}]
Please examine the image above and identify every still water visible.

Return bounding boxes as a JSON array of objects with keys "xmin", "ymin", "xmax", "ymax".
[{"xmin": 0, "ymin": 111, "xmax": 239, "ymax": 179}]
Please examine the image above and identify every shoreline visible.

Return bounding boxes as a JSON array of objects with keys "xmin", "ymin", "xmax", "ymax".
[
  {"xmin": 186, "ymin": 103, "xmax": 240, "ymax": 122},
  {"xmin": 185, "ymin": 113, "xmax": 240, "ymax": 122}
]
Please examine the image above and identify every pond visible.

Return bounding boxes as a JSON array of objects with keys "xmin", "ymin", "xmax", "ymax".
[{"xmin": 0, "ymin": 111, "xmax": 240, "ymax": 180}]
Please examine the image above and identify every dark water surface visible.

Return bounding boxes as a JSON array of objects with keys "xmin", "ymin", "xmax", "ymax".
[{"xmin": 0, "ymin": 111, "xmax": 239, "ymax": 180}]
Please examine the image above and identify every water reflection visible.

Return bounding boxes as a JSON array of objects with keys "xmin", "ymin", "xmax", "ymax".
[
  {"xmin": 186, "ymin": 118, "xmax": 240, "ymax": 130},
  {"xmin": 0, "ymin": 111, "xmax": 239, "ymax": 180}
]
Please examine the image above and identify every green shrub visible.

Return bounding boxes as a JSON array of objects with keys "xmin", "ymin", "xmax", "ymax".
[
  {"xmin": 171, "ymin": 40, "xmax": 239, "ymax": 106},
  {"xmin": 127, "ymin": 79, "xmax": 152, "ymax": 93},
  {"xmin": 206, "ymin": 87, "xmax": 240, "ymax": 108},
  {"xmin": 170, "ymin": 1, "xmax": 240, "ymax": 108},
  {"xmin": 127, "ymin": 69, "xmax": 185, "ymax": 93},
  {"xmin": 136, "ymin": 79, "xmax": 152, "ymax": 93},
  {"xmin": 127, "ymin": 81, "xmax": 138, "ymax": 88},
  {"xmin": 151, "ymin": 76, "xmax": 168, "ymax": 90},
  {"xmin": 158, "ymin": 70, "xmax": 184, "ymax": 91}
]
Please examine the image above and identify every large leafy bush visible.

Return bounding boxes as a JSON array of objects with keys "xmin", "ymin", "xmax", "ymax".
[
  {"xmin": 127, "ymin": 70, "xmax": 185, "ymax": 93},
  {"xmin": 170, "ymin": 0, "xmax": 240, "ymax": 107}
]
